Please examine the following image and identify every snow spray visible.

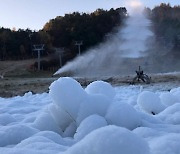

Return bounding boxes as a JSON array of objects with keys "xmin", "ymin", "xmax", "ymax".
[{"xmin": 55, "ymin": 0, "xmax": 154, "ymax": 77}]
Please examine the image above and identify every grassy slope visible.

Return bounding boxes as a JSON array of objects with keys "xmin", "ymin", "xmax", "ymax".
[{"xmin": 0, "ymin": 59, "xmax": 55, "ymax": 78}]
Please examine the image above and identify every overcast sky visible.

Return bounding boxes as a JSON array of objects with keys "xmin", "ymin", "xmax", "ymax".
[{"xmin": 0, "ymin": 0, "xmax": 179, "ymax": 30}]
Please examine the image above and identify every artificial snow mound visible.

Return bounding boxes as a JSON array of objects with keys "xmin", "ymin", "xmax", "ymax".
[
  {"xmin": 49, "ymin": 77, "xmax": 87, "ymax": 119},
  {"xmin": 65, "ymin": 125, "xmax": 150, "ymax": 154},
  {"xmin": 85, "ymin": 81, "xmax": 115, "ymax": 99},
  {"xmin": 157, "ymin": 103, "xmax": 180, "ymax": 124},
  {"xmin": 63, "ymin": 122, "xmax": 77, "ymax": 137},
  {"xmin": 170, "ymin": 87, "xmax": 180, "ymax": 102},
  {"xmin": 76, "ymin": 94, "xmax": 111, "ymax": 124},
  {"xmin": 105, "ymin": 102, "xmax": 141, "ymax": 130},
  {"xmin": 74, "ymin": 114, "xmax": 107, "ymax": 141},
  {"xmin": 137, "ymin": 91, "xmax": 165, "ymax": 114},
  {"xmin": 0, "ymin": 124, "xmax": 38, "ymax": 147},
  {"xmin": 149, "ymin": 133, "xmax": 180, "ymax": 154},
  {"xmin": 0, "ymin": 113, "xmax": 16, "ymax": 126},
  {"xmin": 15, "ymin": 136, "xmax": 67, "ymax": 151},
  {"xmin": 160, "ymin": 92, "xmax": 179, "ymax": 106},
  {"xmin": 32, "ymin": 112, "xmax": 63, "ymax": 135},
  {"xmin": 48, "ymin": 104, "xmax": 73, "ymax": 131}
]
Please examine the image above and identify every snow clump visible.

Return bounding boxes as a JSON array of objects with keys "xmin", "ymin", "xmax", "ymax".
[
  {"xmin": 106, "ymin": 102, "xmax": 141, "ymax": 130},
  {"xmin": 160, "ymin": 92, "xmax": 179, "ymax": 106},
  {"xmin": 49, "ymin": 77, "xmax": 87, "ymax": 119},
  {"xmin": 137, "ymin": 91, "xmax": 165, "ymax": 114},
  {"xmin": 48, "ymin": 103, "xmax": 73, "ymax": 132},
  {"xmin": 156, "ymin": 103, "xmax": 180, "ymax": 124},
  {"xmin": 0, "ymin": 124, "xmax": 38, "ymax": 147},
  {"xmin": 149, "ymin": 133, "xmax": 180, "ymax": 154},
  {"xmin": 0, "ymin": 113, "xmax": 16, "ymax": 126},
  {"xmin": 170, "ymin": 87, "xmax": 180, "ymax": 102},
  {"xmin": 74, "ymin": 114, "xmax": 107, "ymax": 141},
  {"xmin": 85, "ymin": 80, "xmax": 115, "ymax": 99},
  {"xmin": 76, "ymin": 94, "xmax": 111, "ymax": 124},
  {"xmin": 32, "ymin": 112, "xmax": 63, "ymax": 134},
  {"xmin": 65, "ymin": 125, "xmax": 150, "ymax": 154}
]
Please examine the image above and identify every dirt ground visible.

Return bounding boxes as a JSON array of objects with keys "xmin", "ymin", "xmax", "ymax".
[
  {"xmin": 0, "ymin": 77, "xmax": 55, "ymax": 97},
  {"xmin": 0, "ymin": 73, "xmax": 180, "ymax": 98},
  {"xmin": 0, "ymin": 59, "xmax": 56, "ymax": 97},
  {"xmin": 0, "ymin": 59, "xmax": 180, "ymax": 97}
]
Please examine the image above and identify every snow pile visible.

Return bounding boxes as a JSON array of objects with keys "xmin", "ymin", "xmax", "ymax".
[
  {"xmin": 76, "ymin": 94, "xmax": 111, "ymax": 124},
  {"xmin": 149, "ymin": 133, "xmax": 180, "ymax": 154},
  {"xmin": 0, "ymin": 124, "xmax": 38, "ymax": 147},
  {"xmin": 63, "ymin": 122, "xmax": 77, "ymax": 137},
  {"xmin": 137, "ymin": 91, "xmax": 165, "ymax": 114},
  {"xmin": 15, "ymin": 136, "xmax": 67, "ymax": 152},
  {"xmin": 106, "ymin": 102, "xmax": 141, "ymax": 130},
  {"xmin": 0, "ymin": 113, "xmax": 16, "ymax": 126},
  {"xmin": 48, "ymin": 77, "xmax": 141, "ymax": 132},
  {"xmin": 32, "ymin": 112, "xmax": 63, "ymax": 134},
  {"xmin": 49, "ymin": 77, "xmax": 87, "ymax": 119},
  {"xmin": 85, "ymin": 81, "xmax": 115, "ymax": 99},
  {"xmin": 66, "ymin": 125, "xmax": 150, "ymax": 154},
  {"xmin": 1, "ymin": 77, "xmax": 180, "ymax": 153},
  {"xmin": 48, "ymin": 104, "xmax": 73, "ymax": 132},
  {"xmin": 49, "ymin": 77, "xmax": 114, "ymax": 127},
  {"xmin": 74, "ymin": 114, "xmax": 107, "ymax": 141},
  {"xmin": 160, "ymin": 92, "xmax": 179, "ymax": 106},
  {"xmin": 170, "ymin": 87, "xmax": 180, "ymax": 102},
  {"xmin": 156, "ymin": 103, "xmax": 180, "ymax": 124}
]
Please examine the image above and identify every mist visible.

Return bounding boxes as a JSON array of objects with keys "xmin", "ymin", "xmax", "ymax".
[{"xmin": 55, "ymin": 0, "xmax": 179, "ymax": 77}]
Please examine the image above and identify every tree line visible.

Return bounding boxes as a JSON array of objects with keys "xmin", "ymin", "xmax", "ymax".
[
  {"xmin": 0, "ymin": 28, "xmax": 52, "ymax": 60},
  {"xmin": 0, "ymin": 7, "xmax": 127, "ymax": 62},
  {"xmin": 149, "ymin": 3, "xmax": 180, "ymax": 51}
]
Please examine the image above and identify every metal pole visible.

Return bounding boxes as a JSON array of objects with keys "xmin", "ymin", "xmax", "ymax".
[
  {"xmin": 75, "ymin": 41, "xmax": 83, "ymax": 56},
  {"xmin": 33, "ymin": 44, "xmax": 44, "ymax": 71},
  {"xmin": 38, "ymin": 50, "xmax": 40, "ymax": 71},
  {"xmin": 78, "ymin": 45, "xmax": 81, "ymax": 56},
  {"xmin": 59, "ymin": 54, "xmax": 62, "ymax": 67}
]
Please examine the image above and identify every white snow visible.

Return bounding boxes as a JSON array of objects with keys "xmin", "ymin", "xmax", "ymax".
[
  {"xmin": 137, "ymin": 91, "xmax": 165, "ymax": 114},
  {"xmin": 156, "ymin": 103, "xmax": 180, "ymax": 124},
  {"xmin": 0, "ymin": 113, "xmax": 16, "ymax": 126},
  {"xmin": 74, "ymin": 114, "xmax": 107, "ymax": 141},
  {"xmin": 106, "ymin": 102, "xmax": 141, "ymax": 130},
  {"xmin": 48, "ymin": 104, "xmax": 72, "ymax": 131},
  {"xmin": 85, "ymin": 80, "xmax": 115, "ymax": 99},
  {"xmin": 31, "ymin": 112, "xmax": 63, "ymax": 134},
  {"xmin": 170, "ymin": 87, "xmax": 180, "ymax": 102},
  {"xmin": 76, "ymin": 93, "xmax": 111, "ymax": 124},
  {"xmin": 0, "ymin": 124, "xmax": 38, "ymax": 147},
  {"xmin": 66, "ymin": 125, "xmax": 150, "ymax": 154},
  {"xmin": 63, "ymin": 122, "xmax": 77, "ymax": 137},
  {"xmin": 149, "ymin": 133, "xmax": 180, "ymax": 154},
  {"xmin": 0, "ymin": 77, "xmax": 180, "ymax": 154},
  {"xmin": 49, "ymin": 77, "xmax": 87, "ymax": 119},
  {"xmin": 160, "ymin": 92, "xmax": 179, "ymax": 106}
]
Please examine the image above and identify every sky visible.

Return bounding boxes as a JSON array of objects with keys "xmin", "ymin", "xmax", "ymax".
[{"xmin": 0, "ymin": 0, "xmax": 179, "ymax": 30}]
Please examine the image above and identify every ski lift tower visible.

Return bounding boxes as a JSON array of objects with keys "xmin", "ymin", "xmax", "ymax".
[
  {"xmin": 54, "ymin": 47, "xmax": 65, "ymax": 67},
  {"xmin": 75, "ymin": 41, "xmax": 83, "ymax": 56},
  {"xmin": 33, "ymin": 44, "xmax": 44, "ymax": 71}
]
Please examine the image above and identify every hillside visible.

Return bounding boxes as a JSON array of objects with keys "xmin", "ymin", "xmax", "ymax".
[
  {"xmin": 0, "ymin": 59, "xmax": 55, "ymax": 77},
  {"xmin": 0, "ymin": 59, "xmax": 57, "ymax": 97}
]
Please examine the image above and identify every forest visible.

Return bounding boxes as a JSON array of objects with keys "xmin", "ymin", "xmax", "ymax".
[
  {"xmin": 150, "ymin": 3, "xmax": 180, "ymax": 52},
  {"xmin": 0, "ymin": 4, "xmax": 179, "ymax": 69}
]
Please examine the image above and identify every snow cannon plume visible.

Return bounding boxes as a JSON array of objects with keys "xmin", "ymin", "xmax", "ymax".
[{"xmin": 55, "ymin": 0, "xmax": 154, "ymax": 77}]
